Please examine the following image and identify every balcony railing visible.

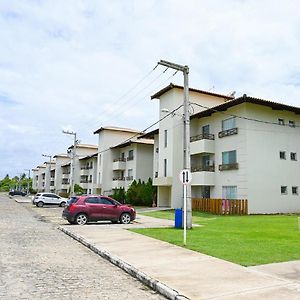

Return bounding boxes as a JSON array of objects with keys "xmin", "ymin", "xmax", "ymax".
[
  {"xmin": 113, "ymin": 158, "xmax": 126, "ymax": 162},
  {"xmin": 61, "ymin": 180, "xmax": 70, "ymax": 184},
  {"xmin": 218, "ymin": 127, "xmax": 238, "ymax": 138},
  {"xmin": 113, "ymin": 177, "xmax": 125, "ymax": 181},
  {"xmin": 126, "ymin": 176, "xmax": 133, "ymax": 180},
  {"xmin": 191, "ymin": 165, "xmax": 215, "ymax": 172},
  {"xmin": 190, "ymin": 133, "xmax": 215, "ymax": 142},
  {"xmin": 80, "ymin": 166, "xmax": 93, "ymax": 170},
  {"xmin": 127, "ymin": 157, "xmax": 134, "ymax": 161},
  {"xmin": 219, "ymin": 163, "xmax": 239, "ymax": 171},
  {"xmin": 62, "ymin": 171, "xmax": 70, "ymax": 175}
]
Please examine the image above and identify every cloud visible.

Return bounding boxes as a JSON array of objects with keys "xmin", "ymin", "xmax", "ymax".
[{"xmin": 1, "ymin": 0, "xmax": 300, "ymax": 177}]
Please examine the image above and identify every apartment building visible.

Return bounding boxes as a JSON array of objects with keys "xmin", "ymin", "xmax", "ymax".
[
  {"xmin": 54, "ymin": 154, "xmax": 70, "ymax": 194},
  {"xmin": 110, "ymin": 138, "xmax": 154, "ymax": 190},
  {"xmin": 145, "ymin": 84, "xmax": 300, "ymax": 214},
  {"xmin": 94, "ymin": 126, "xmax": 153, "ymax": 195},
  {"xmin": 32, "ymin": 164, "xmax": 47, "ymax": 192},
  {"xmin": 78, "ymin": 152, "xmax": 98, "ymax": 194},
  {"xmin": 32, "ymin": 168, "xmax": 39, "ymax": 191}
]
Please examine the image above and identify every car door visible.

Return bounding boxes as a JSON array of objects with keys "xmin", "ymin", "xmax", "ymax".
[
  {"xmin": 51, "ymin": 194, "xmax": 61, "ymax": 204},
  {"xmin": 99, "ymin": 197, "xmax": 117, "ymax": 220},
  {"xmin": 42, "ymin": 193, "xmax": 52, "ymax": 205},
  {"xmin": 85, "ymin": 197, "xmax": 102, "ymax": 221}
]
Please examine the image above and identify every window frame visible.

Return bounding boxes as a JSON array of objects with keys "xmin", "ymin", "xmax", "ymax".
[
  {"xmin": 222, "ymin": 150, "xmax": 237, "ymax": 165},
  {"xmin": 222, "ymin": 117, "xmax": 236, "ymax": 131}
]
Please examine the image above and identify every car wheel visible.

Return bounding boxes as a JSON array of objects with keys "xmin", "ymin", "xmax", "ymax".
[
  {"xmin": 37, "ymin": 201, "xmax": 44, "ymax": 207},
  {"xmin": 60, "ymin": 201, "xmax": 66, "ymax": 207},
  {"xmin": 120, "ymin": 213, "xmax": 131, "ymax": 224},
  {"xmin": 75, "ymin": 213, "xmax": 88, "ymax": 225}
]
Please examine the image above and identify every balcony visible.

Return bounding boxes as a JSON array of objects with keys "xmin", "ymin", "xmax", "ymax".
[
  {"xmin": 190, "ymin": 133, "xmax": 214, "ymax": 142},
  {"xmin": 153, "ymin": 176, "xmax": 173, "ymax": 186},
  {"xmin": 62, "ymin": 173, "xmax": 70, "ymax": 179},
  {"xmin": 190, "ymin": 136, "xmax": 215, "ymax": 155},
  {"xmin": 127, "ymin": 156, "xmax": 134, "ymax": 161},
  {"xmin": 50, "ymin": 181, "xmax": 55, "ymax": 186},
  {"xmin": 218, "ymin": 127, "xmax": 238, "ymax": 138},
  {"xmin": 191, "ymin": 171, "xmax": 215, "ymax": 186},
  {"xmin": 191, "ymin": 165, "xmax": 215, "ymax": 172},
  {"xmin": 219, "ymin": 163, "xmax": 239, "ymax": 171},
  {"xmin": 126, "ymin": 176, "xmax": 133, "ymax": 181},
  {"xmin": 112, "ymin": 178, "xmax": 125, "ymax": 189},
  {"xmin": 80, "ymin": 169, "xmax": 90, "ymax": 176},
  {"xmin": 61, "ymin": 180, "xmax": 70, "ymax": 185},
  {"xmin": 112, "ymin": 159, "xmax": 126, "ymax": 170}
]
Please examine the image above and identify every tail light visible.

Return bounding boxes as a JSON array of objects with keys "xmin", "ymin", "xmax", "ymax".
[{"xmin": 69, "ymin": 204, "xmax": 76, "ymax": 212}]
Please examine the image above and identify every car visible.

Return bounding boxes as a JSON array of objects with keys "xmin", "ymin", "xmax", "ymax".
[
  {"xmin": 33, "ymin": 193, "xmax": 68, "ymax": 207},
  {"xmin": 9, "ymin": 190, "xmax": 26, "ymax": 196},
  {"xmin": 62, "ymin": 195, "xmax": 136, "ymax": 225}
]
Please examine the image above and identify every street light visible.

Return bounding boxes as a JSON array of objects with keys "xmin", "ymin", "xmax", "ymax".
[{"xmin": 62, "ymin": 130, "xmax": 77, "ymax": 196}]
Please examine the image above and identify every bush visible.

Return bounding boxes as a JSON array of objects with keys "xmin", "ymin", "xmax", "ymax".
[
  {"xmin": 59, "ymin": 191, "xmax": 70, "ymax": 198},
  {"xmin": 111, "ymin": 187, "xmax": 126, "ymax": 203}
]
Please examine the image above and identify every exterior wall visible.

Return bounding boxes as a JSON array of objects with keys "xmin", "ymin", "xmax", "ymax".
[
  {"xmin": 79, "ymin": 156, "xmax": 98, "ymax": 194},
  {"xmin": 245, "ymin": 103, "xmax": 300, "ymax": 213},
  {"xmin": 54, "ymin": 156, "xmax": 70, "ymax": 193},
  {"xmin": 36, "ymin": 166, "xmax": 46, "ymax": 192},
  {"xmin": 154, "ymin": 88, "xmax": 227, "ymax": 208},
  {"xmin": 97, "ymin": 129, "xmax": 140, "ymax": 195},
  {"xmin": 136, "ymin": 144, "xmax": 153, "ymax": 182}
]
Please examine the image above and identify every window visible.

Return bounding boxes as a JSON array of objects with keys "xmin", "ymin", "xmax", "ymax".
[
  {"xmin": 289, "ymin": 120, "xmax": 295, "ymax": 128},
  {"xmin": 278, "ymin": 118, "xmax": 285, "ymax": 126},
  {"xmin": 222, "ymin": 150, "xmax": 236, "ymax": 164},
  {"xmin": 222, "ymin": 186, "xmax": 237, "ymax": 199},
  {"xmin": 127, "ymin": 169, "xmax": 133, "ymax": 180},
  {"xmin": 279, "ymin": 151, "xmax": 286, "ymax": 160},
  {"xmin": 202, "ymin": 125, "xmax": 210, "ymax": 135},
  {"xmin": 89, "ymin": 175, "xmax": 92, "ymax": 182},
  {"xmin": 128, "ymin": 150, "xmax": 134, "ymax": 160},
  {"xmin": 85, "ymin": 197, "xmax": 98, "ymax": 204},
  {"xmin": 164, "ymin": 130, "xmax": 168, "ymax": 148},
  {"xmin": 281, "ymin": 186, "xmax": 287, "ymax": 195},
  {"xmin": 292, "ymin": 186, "xmax": 298, "ymax": 195},
  {"xmin": 99, "ymin": 197, "xmax": 114, "ymax": 205},
  {"xmin": 222, "ymin": 117, "xmax": 236, "ymax": 131},
  {"xmin": 164, "ymin": 159, "xmax": 167, "ymax": 177},
  {"xmin": 291, "ymin": 152, "xmax": 297, "ymax": 161}
]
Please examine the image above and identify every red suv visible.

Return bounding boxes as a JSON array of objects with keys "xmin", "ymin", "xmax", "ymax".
[{"xmin": 62, "ymin": 195, "xmax": 136, "ymax": 225}]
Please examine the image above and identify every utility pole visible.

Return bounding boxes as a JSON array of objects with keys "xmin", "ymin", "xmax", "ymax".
[
  {"xmin": 42, "ymin": 154, "xmax": 52, "ymax": 192},
  {"xmin": 24, "ymin": 169, "xmax": 31, "ymax": 194},
  {"xmin": 157, "ymin": 59, "xmax": 192, "ymax": 229},
  {"xmin": 63, "ymin": 130, "xmax": 77, "ymax": 196}
]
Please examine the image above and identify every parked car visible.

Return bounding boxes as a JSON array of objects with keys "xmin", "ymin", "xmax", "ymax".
[
  {"xmin": 66, "ymin": 196, "xmax": 80, "ymax": 207},
  {"xmin": 62, "ymin": 195, "xmax": 136, "ymax": 225},
  {"xmin": 9, "ymin": 190, "xmax": 26, "ymax": 196},
  {"xmin": 33, "ymin": 193, "xmax": 68, "ymax": 207}
]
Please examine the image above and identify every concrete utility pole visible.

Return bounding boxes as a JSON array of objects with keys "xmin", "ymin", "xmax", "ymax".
[
  {"xmin": 42, "ymin": 154, "xmax": 52, "ymax": 192},
  {"xmin": 24, "ymin": 169, "xmax": 31, "ymax": 194},
  {"xmin": 63, "ymin": 130, "xmax": 77, "ymax": 196},
  {"xmin": 157, "ymin": 59, "xmax": 192, "ymax": 229}
]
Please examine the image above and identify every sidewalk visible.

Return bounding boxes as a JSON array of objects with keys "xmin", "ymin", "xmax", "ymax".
[{"xmin": 59, "ymin": 215, "xmax": 300, "ymax": 300}]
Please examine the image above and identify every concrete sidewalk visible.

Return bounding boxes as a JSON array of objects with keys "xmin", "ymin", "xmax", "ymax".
[{"xmin": 59, "ymin": 215, "xmax": 300, "ymax": 300}]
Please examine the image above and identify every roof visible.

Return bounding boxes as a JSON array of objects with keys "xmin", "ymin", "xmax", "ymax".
[
  {"xmin": 94, "ymin": 126, "xmax": 142, "ymax": 135},
  {"xmin": 138, "ymin": 128, "xmax": 159, "ymax": 140},
  {"xmin": 68, "ymin": 144, "xmax": 98, "ymax": 150},
  {"xmin": 79, "ymin": 152, "xmax": 98, "ymax": 161},
  {"xmin": 151, "ymin": 83, "xmax": 234, "ymax": 100},
  {"xmin": 191, "ymin": 94, "xmax": 300, "ymax": 120},
  {"xmin": 53, "ymin": 153, "xmax": 68, "ymax": 158},
  {"xmin": 61, "ymin": 162, "xmax": 71, "ymax": 167},
  {"xmin": 111, "ymin": 138, "xmax": 154, "ymax": 149}
]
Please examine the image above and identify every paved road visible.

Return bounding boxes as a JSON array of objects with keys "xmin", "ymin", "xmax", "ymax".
[{"xmin": 0, "ymin": 195, "xmax": 165, "ymax": 299}]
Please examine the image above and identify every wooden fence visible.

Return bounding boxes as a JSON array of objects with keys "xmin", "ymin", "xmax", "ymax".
[{"xmin": 192, "ymin": 198, "xmax": 248, "ymax": 215}]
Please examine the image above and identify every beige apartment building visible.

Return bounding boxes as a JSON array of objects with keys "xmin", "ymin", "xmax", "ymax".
[
  {"xmin": 144, "ymin": 84, "xmax": 300, "ymax": 214},
  {"xmin": 94, "ymin": 126, "xmax": 154, "ymax": 196}
]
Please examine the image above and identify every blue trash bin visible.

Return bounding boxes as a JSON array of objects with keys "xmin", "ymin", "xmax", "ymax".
[{"xmin": 175, "ymin": 208, "xmax": 183, "ymax": 228}]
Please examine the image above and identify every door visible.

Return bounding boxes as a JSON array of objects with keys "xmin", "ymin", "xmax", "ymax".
[
  {"xmin": 85, "ymin": 197, "xmax": 102, "ymax": 220},
  {"xmin": 99, "ymin": 197, "xmax": 118, "ymax": 220}
]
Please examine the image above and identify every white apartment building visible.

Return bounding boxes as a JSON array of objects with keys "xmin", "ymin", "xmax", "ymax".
[
  {"xmin": 32, "ymin": 164, "xmax": 47, "ymax": 192},
  {"xmin": 78, "ymin": 152, "xmax": 98, "ymax": 194},
  {"xmin": 54, "ymin": 154, "xmax": 70, "ymax": 194},
  {"xmin": 94, "ymin": 126, "xmax": 154, "ymax": 195},
  {"xmin": 145, "ymin": 84, "xmax": 300, "ymax": 214}
]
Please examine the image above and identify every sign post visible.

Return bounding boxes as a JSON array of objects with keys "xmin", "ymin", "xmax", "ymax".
[{"xmin": 179, "ymin": 169, "xmax": 192, "ymax": 246}]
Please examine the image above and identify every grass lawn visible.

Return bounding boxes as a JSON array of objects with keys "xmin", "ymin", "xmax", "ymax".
[{"xmin": 131, "ymin": 210, "xmax": 300, "ymax": 266}]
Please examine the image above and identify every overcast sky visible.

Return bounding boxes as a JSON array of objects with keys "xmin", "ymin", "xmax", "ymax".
[{"xmin": 1, "ymin": 0, "xmax": 300, "ymax": 178}]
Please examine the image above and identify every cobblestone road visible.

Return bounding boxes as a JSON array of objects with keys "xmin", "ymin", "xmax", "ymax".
[{"xmin": 0, "ymin": 195, "xmax": 165, "ymax": 299}]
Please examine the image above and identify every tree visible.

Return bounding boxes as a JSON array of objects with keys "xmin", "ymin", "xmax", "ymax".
[{"xmin": 74, "ymin": 184, "xmax": 84, "ymax": 195}]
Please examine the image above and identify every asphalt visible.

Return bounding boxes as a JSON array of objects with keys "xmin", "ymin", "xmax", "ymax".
[{"xmin": 12, "ymin": 195, "xmax": 300, "ymax": 299}]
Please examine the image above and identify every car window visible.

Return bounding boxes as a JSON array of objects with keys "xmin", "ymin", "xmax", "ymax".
[
  {"xmin": 36, "ymin": 193, "xmax": 41, "ymax": 197},
  {"xmin": 43, "ymin": 194, "xmax": 53, "ymax": 198},
  {"xmin": 85, "ymin": 197, "xmax": 98, "ymax": 204},
  {"xmin": 99, "ymin": 197, "xmax": 114, "ymax": 205},
  {"xmin": 52, "ymin": 195, "xmax": 60, "ymax": 199}
]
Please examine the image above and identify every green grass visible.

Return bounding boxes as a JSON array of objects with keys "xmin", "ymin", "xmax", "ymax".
[{"xmin": 131, "ymin": 210, "xmax": 300, "ymax": 266}]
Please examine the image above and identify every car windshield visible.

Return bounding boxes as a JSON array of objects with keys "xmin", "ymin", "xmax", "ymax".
[{"xmin": 68, "ymin": 197, "xmax": 79, "ymax": 204}]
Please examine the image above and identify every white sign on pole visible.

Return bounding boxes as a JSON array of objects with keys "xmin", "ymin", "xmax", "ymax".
[
  {"xmin": 179, "ymin": 169, "xmax": 192, "ymax": 246},
  {"xmin": 179, "ymin": 169, "xmax": 192, "ymax": 185}
]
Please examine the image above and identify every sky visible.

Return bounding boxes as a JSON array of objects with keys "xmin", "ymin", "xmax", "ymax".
[{"xmin": 1, "ymin": 0, "xmax": 300, "ymax": 178}]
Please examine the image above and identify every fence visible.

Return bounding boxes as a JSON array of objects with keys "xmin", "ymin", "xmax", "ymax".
[{"xmin": 192, "ymin": 198, "xmax": 248, "ymax": 215}]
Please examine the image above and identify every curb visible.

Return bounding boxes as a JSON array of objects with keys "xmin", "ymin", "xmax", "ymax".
[{"xmin": 58, "ymin": 226, "xmax": 190, "ymax": 300}]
